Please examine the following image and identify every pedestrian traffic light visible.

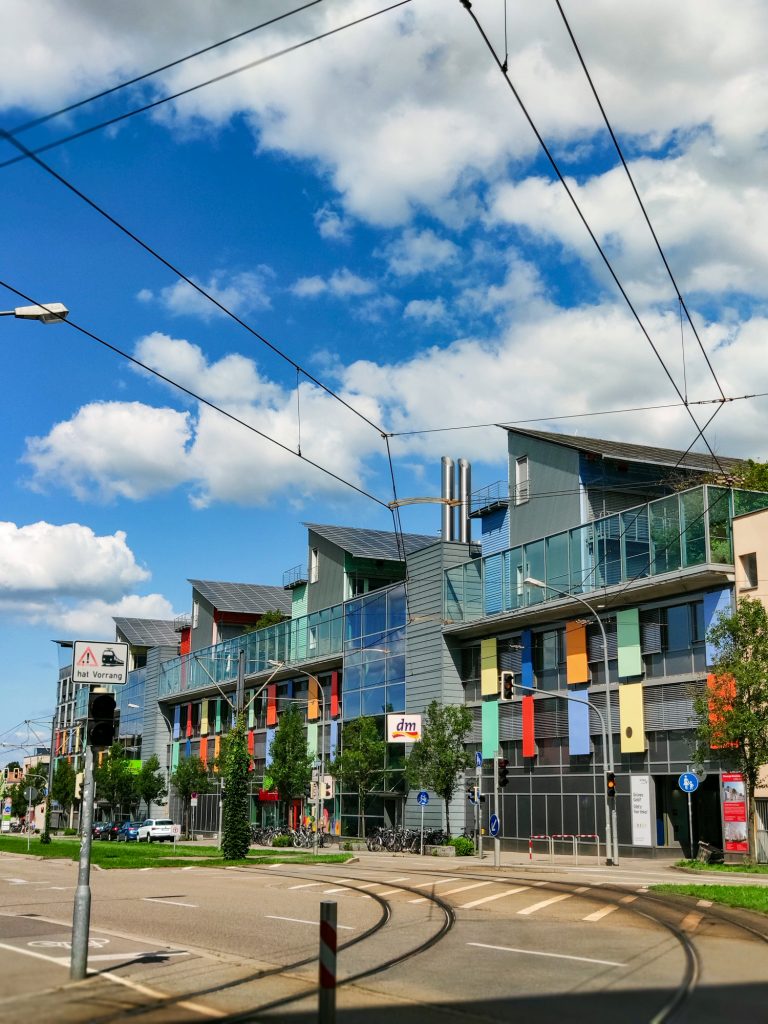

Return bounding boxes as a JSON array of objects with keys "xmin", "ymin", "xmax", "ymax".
[
  {"xmin": 87, "ymin": 690, "xmax": 117, "ymax": 748},
  {"xmin": 500, "ymin": 671, "xmax": 515, "ymax": 701},
  {"xmin": 607, "ymin": 772, "xmax": 616, "ymax": 800},
  {"xmin": 498, "ymin": 758, "xmax": 509, "ymax": 788}
]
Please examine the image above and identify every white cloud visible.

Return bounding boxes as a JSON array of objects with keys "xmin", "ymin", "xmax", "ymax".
[
  {"xmin": 291, "ymin": 268, "xmax": 376, "ymax": 299},
  {"xmin": 146, "ymin": 268, "xmax": 274, "ymax": 321},
  {"xmin": 382, "ymin": 229, "xmax": 459, "ymax": 277},
  {"xmin": 404, "ymin": 298, "xmax": 450, "ymax": 325},
  {"xmin": 314, "ymin": 204, "xmax": 352, "ymax": 241},
  {"xmin": 45, "ymin": 593, "xmax": 176, "ymax": 639}
]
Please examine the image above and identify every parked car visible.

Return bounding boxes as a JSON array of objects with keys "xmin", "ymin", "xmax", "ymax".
[
  {"xmin": 117, "ymin": 821, "xmax": 141, "ymax": 842},
  {"xmin": 91, "ymin": 821, "xmax": 112, "ymax": 840},
  {"xmin": 100, "ymin": 821, "xmax": 121, "ymax": 841},
  {"xmin": 137, "ymin": 818, "xmax": 175, "ymax": 843}
]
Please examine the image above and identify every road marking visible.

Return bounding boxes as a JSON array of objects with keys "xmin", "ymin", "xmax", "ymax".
[
  {"xmin": 100, "ymin": 969, "xmax": 225, "ymax": 1018},
  {"xmin": 697, "ymin": 899, "xmax": 713, "ymax": 907},
  {"xmin": 574, "ymin": 886, "xmax": 590, "ymax": 893},
  {"xmin": 386, "ymin": 876, "xmax": 410, "ymax": 882},
  {"xmin": 142, "ymin": 898, "xmax": 198, "ymax": 908},
  {"xmin": 583, "ymin": 905, "xmax": 618, "ymax": 922},
  {"xmin": 51, "ymin": 951, "xmax": 190, "ymax": 964},
  {"xmin": 355, "ymin": 882, "xmax": 381, "ymax": 890},
  {"xmin": 440, "ymin": 882, "xmax": 492, "ymax": 897},
  {"xmin": 2, "ymin": 878, "xmax": 30, "ymax": 885},
  {"xmin": 620, "ymin": 895, "xmax": 637, "ymax": 904},
  {"xmin": 377, "ymin": 888, "xmax": 404, "ymax": 896},
  {"xmin": 681, "ymin": 912, "xmax": 703, "ymax": 932},
  {"xmin": 289, "ymin": 882, "xmax": 321, "ymax": 890},
  {"xmin": 265, "ymin": 915, "xmax": 353, "ymax": 930},
  {"xmin": 518, "ymin": 894, "xmax": 573, "ymax": 916},
  {"xmin": 460, "ymin": 886, "xmax": 529, "ymax": 909},
  {"xmin": 411, "ymin": 877, "xmax": 460, "ymax": 889},
  {"xmin": 467, "ymin": 942, "xmax": 625, "ymax": 967},
  {"xmin": 323, "ymin": 887, "xmax": 351, "ymax": 894}
]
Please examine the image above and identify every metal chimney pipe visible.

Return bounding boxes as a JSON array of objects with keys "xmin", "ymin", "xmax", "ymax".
[
  {"xmin": 441, "ymin": 456, "xmax": 455, "ymax": 541},
  {"xmin": 458, "ymin": 458, "xmax": 472, "ymax": 543}
]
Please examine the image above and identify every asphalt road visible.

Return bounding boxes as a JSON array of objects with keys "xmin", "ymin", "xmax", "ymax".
[{"xmin": 1, "ymin": 852, "xmax": 768, "ymax": 1023}]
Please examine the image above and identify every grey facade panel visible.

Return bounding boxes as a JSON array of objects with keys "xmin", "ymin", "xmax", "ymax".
[
  {"xmin": 306, "ymin": 530, "xmax": 347, "ymax": 612},
  {"xmin": 506, "ymin": 433, "xmax": 581, "ymax": 547},
  {"xmin": 142, "ymin": 644, "xmax": 179, "ymax": 814},
  {"xmin": 191, "ymin": 593, "xmax": 216, "ymax": 652}
]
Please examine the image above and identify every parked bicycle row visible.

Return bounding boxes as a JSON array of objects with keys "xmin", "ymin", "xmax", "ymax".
[
  {"xmin": 249, "ymin": 823, "xmax": 331, "ymax": 848},
  {"xmin": 365, "ymin": 825, "xmax": 448, "ymax": 852}
]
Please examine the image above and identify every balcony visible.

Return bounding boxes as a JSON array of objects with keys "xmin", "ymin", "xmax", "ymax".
[
  {"xmin": 283, "ymin": 563, "xmax": 308, "ymax": 589},
  {"xmin": 469, "ymin": 480, "xmax": 509, "ymax": 518},
  {"xmin": 173, "ymin": 614, "xmax": 192, "ymax": 633},
  {"xmin": 445, "ymin": 485, "xmax": 768, "ymax": 622}
]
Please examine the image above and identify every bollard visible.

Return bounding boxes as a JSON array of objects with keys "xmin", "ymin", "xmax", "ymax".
[{"xmin": 319, "ymin": 900, "xmax": 337, "ymax": 1024}]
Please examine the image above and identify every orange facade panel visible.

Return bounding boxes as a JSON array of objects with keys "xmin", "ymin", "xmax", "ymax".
[{"xmin": 565, "ymin": 621, "xmax": 589, "ymax": 685}]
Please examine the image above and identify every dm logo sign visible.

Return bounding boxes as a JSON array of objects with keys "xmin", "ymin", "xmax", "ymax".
[{"xmin": 387, "ymin": 713, "xmax": 422, "ymax": 743}]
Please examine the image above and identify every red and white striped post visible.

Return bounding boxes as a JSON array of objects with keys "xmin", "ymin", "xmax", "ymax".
[{"xmin": 319, "ymin": 900, "xmax": 337, "ymax": 1023}]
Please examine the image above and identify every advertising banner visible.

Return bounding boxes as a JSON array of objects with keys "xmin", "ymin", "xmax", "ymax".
[
  {"xmin": 386, "ymin": 713, "xmax": 422, "ymax": 743},
  {"xmin": 630, "ymin": 774, "xmax": 653, "ymax": 847},
  {"xmin": 722, "ymin": 771, "xmax": 749, "ymax": 852}
]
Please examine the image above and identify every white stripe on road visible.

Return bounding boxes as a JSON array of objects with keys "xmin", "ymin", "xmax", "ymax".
[
  {"xmin": 620, "ymin": 895, "xmax": 637, "ymax": 904},
  {"xmin": 517, "ymin": 894, "xmax": 573, "ymax": 916},
  {"xmin": 377, "ymin": 888, "xmax": 404, "ymax": 896},
  {"xmin": 582, "ymin": 904, "xmax": 618, "ymax": 922},
  {"xmin": 266, "ymin": 916, "xmax": 354, "ymax": 930},
  {"xmin": 355, "ymin": 882, "xmax": 381, "ymax": 890},
  {"xmin": 440, "ymin": 882, "xmax": 492, "ymax": 897},
  {"xmin": 467, "ymin": 942, "xmax": 625, "ymax": 968},
  {"xmin": 289, "ymin": 882, "xmax": 321, "ymax": 890},
  {"xmin": 411, "ymin": 877, "xmax": 460, "ymax": 889},
  {"xmin": 460, "ymin": 886, "xmax": 529, "ymax": 909},
  {"xmin": 697, "ymin": 899, "xmax": 713, "ymax": 907},
  {"xmin": 142, "ymin": 898, "xmax": 198, "ymax": 908},
  {"xmin": 681, "ymin": 912, "xmax": 703, "ymax": 932},
  {"xmin": 51, "ymin": 951, "xmax": 190, "ymax": 964}
]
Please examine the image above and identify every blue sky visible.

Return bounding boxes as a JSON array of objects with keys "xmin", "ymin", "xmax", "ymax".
[{"xmin": 2, "ymin": 0, "xmax": 767, "ymax": 762}]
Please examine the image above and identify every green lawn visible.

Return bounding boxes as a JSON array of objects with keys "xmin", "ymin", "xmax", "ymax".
[
  {"xmin": 651, "ymin": 883, "xmax": 768, "ymax": 915},
  {"xmin": 0, "ymin": 835, "xmax": 350, "ymax": 869},
  {"xmin": 676, "ymin": 859, "xmax": 768, "ymax": 874}
]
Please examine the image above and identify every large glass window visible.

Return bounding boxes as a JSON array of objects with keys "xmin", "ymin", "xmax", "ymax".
[{"xmin": 342, "ymin": 582, "xmax": 407, "ymax": 720}]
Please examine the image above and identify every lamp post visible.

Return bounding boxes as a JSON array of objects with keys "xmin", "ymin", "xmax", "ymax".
[
  {"xmin": 525, "ymin": 577, "xmax": 619, "ymax": 866},
  {"xmin": 0, "ymin": 302, "xmax": 69, "ymax": 323}
]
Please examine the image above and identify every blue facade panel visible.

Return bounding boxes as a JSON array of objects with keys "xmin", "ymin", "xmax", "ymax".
[{"xmin": 480, "ymin": 506, "xmax": 510, "ymax": 555}]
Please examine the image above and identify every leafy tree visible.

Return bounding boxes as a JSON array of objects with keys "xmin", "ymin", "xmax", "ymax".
[
  {"xmin": 8, "ymin": 783, "xmax": 29, "ymax": 817},
  {"xmin": 51, "ymin": 760, "xmax": 77, "ymax": 817},
  {"xmin": 94, "ymin": 744, "xmax": 136, "ymax": 819},
  {"xmin": 329, "ymin": 717, "xmax": 385, "ymax": 839},
  {"xmin": 268, "ymin": 704, "xmax": 313, "ymax": 817},
  {"xmin": 405, "ymin": 702, "xmax": 473, "ymax": 837},
  {"xmin": 243, "ymin": 609, "xmax": 287, "ymax": 633},
  {"xmin": 221, "ymin": 713, "xmax": 251, "ymax": 860},
  {"xmin": 693, "ymin": 596, "xmax": 768, "ymax": 860},
  {"xmin": 733, "ymin": 459, "xmax": 768, "ymax": 492},
  {"xmin": 170, "ymin": 756, "xmax": 210, "ymax": 836},
  {"xmin": 5, "ymin": 761, "xmax": 21, "ymax": 772},
  {"xmin": 135, "ymin": 755, "xmax": 167, "ymax": 818}
]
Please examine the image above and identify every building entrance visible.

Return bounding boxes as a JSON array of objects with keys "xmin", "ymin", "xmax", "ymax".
[{"xmin": 654, "ymin": 774, "xmax": 722, "ymax": 857}]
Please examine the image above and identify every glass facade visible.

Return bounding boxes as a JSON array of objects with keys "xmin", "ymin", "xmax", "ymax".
[
  {"xmin": 341, "ymin": 582, "xmax": 407, "ymax": 721},
  {"xmin": 445, "ymin": 486, "xmax": 768, "ymax": 621}
]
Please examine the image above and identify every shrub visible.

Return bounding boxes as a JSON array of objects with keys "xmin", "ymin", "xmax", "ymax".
[
  {"xmin": 342, "ymin": 841, "xmax": 353, "ymax": 851},
  {"xmin": 64, "ymin": 828, "xmax": 77, "ymax": 836},
  {"xmin": 271, "ymin": 834, "xmax": 293, "ymax": 848},
  {"xmin": 449, "ymin": 836, "xmax": 474, "ymax": 857}
]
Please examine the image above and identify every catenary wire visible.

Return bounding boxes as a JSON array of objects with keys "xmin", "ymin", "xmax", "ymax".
[
  {"xmin": 458, "ymin": 1, "xmax": 729, "ymax": 479},
  {"xmin": 5, "ymin": 1, "xmax": 325, "ymax": 137},
  {"xmin": 0, "ymin": 129, "xmax": 387, "ymax": 439},
  {"xmin": 0, "ymin": 0, "xmax": 414, "ymax": 174},
  {"xmin": 553, "ymin": 0, "xmax": 727, "ymax": 402},
  {"xmin": 0, "ymin": 282, "xmax": 391, "ymax": 510}
]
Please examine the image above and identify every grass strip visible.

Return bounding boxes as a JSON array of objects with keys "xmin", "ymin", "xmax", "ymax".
[{"xmin": 651, "ymin": 883, "xmax": 768, "ymax": 915}]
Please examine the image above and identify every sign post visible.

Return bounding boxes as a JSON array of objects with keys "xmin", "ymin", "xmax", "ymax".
[
  {"xmin": 475, "ymin": 752, "xmax": 483, "ymax": 859},
  {"xmin": 24, "ymin": 786, "xmax": 38, "ymax": 851},
  {"xmin": 679, "ymin": 772, "xmax": 699, "ymax": 859},
  {"xmin": 492, "ymin": 752, "xmax": 500, "ymax": 868},
  {"xmin": 416, "ymin": 791, "xmax": 429, "ymax": 855},
  {"xmin": 70, "ymin": 746, "xmax": 95, "ymax": 980}
]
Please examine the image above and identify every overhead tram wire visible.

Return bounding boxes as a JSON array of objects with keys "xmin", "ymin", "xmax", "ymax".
[
  {"xmin": 0, "ymin": 0, "xmax": 414, "ymax": 172},
  {"xmin": 553, "ymin": 0, "xmax": 726, "ymax": 402},
  {"xmin": 0, "ymin": 282, "xmax": 391, "ymax": 511},
  {"xmin": 5, "ymin": 0, "xmax": 326, "ymax": 137},
  {"xmin": 458, "ymin": 1, "xmax": 729, "ymax": 480},
  {"xmin": 0, "ymin": 130, "xmax": 386, "ymax": 440}
]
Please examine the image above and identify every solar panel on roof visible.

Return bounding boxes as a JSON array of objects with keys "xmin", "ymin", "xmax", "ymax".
[
  {"xmin": 303, "ymin": 523, "xmax": 435, "ymax": 560},
  {"xmin": 188, "ymin": 580, "xmax": 292, "ymax": 615},
  {"xmin": 113, "ymin": 618, "xmax": 178, "ymax": 646}
]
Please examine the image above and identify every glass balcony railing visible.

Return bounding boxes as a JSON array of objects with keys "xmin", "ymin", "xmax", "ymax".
[
  {"xmin": 159, "ymin": 602, "xmax": 344, "ymax": 699},
  {"xmin": 444, "ymin": 485, "xmax": 768, "ymax": 622}
]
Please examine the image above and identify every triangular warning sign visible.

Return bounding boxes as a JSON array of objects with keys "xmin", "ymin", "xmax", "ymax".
[{"xmin": 77, "ymin": 646, "xmax": 98, "ymax": 667}]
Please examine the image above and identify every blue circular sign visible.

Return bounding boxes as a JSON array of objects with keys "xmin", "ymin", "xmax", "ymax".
[
  {"xmin": 489, "ymin": 814, "xmax": 500, "ymax": 837},
  {"xmin": 678, "ymin": 772, "xmax": 699, "ymax": 793},
  {"xmin": 416, "ymin": 790, "xmax": 429, "ymax": 806}
]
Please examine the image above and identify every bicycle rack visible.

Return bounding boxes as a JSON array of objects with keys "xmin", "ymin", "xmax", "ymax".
[
  {"xmin": 550, "ymin": 833, "xmax": 577, "ymax": 861},
  {"xmin": 528, "ymin": 834, "xmax": 553, "ymax": 862},
  {"xmin": 575, "ymin": 833, "xmax": 600, "ymax": 866}
]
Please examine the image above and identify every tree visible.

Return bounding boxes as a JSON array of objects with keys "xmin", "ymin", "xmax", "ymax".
[
  {"xmin": 5, "ymin": 761, "xmax": 21, "ymax": 772},
  {"xmin": 329, "ymin": 717, "xmax": 385, "ymax": 839},
  {"xmin": 94, "ymin": 744, "xmax": 136, "ymax": 819},
  {"xmin": 135, "ymin": 755, "xmax": 167, "ymax": 818},
  {"xmin": 268, "ymin": 704, "xmax": 313, "ymax": 817},
  {"xmin": 221, "ymin": 713, "xmax": 251, "ymax": 860},
  {"xmin": 693, "ymin": 596, "xmax": 768, "ymax": 860},
  {"xmin": 405, "ymin": 702, "xmax": 473, "ymax": 837},
  {"xmin": 170, "ymin": 756, "xmax": 209, "ymax": 836},
  {"xmin": 51, "ymin": 760, "xmax": 77, "ymax": 818}
]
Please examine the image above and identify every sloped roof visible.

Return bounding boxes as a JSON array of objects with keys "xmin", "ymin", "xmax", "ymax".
[
  {"xmin": 188, "ymin": 580, "xmax": 292, "ymax": 616},
  {"xmin": 113, "ymin": 618, "xmax": 178, "ymax": 647},
  {"xmin": 503, "ymin": 427, "xmax": 743, "ymax": 474},
  {"xmin": 303, "ymin": 523, "xmax": 436, "ymax": 560}
]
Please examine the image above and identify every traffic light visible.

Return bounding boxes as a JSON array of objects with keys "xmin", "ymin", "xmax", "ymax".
[
  {"xmin": 87, "ymin": 691, "xmax": 117, "ymax": 748},
  {"xmin": 607, "ymin": 772, "xmax": 616, "ymax": 800},
  {"xmin": 322, "ymin": 776, "xmax": 334, "ymax": 800},
  {"xmin": 498, "ymin": 758, "xmax": 509, "ymax": 788},
  {"xmin": 500, "ymin": 671, "xmax": 515, "ymax": 701}
]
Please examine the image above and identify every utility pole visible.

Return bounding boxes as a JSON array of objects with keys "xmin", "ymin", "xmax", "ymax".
[
  {"xmin": 70, "ymin": 745, "xmax": 94, "ymax": 980},
  {"xmin": 492, "ymin": 752, "xmax": 500, "ymax": 868}
]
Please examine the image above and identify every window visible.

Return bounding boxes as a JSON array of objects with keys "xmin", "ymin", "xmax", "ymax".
[
  {"xmin": 309, "ymin": 547, "xmax": 319, "ymax": 583},
  {"xmin": 515, "ymin": 456, "xmax": 529, "ymax": 504},
  {"xmin": 192, "ymin": 600, "xmax": 199, "ymax": 628},
  {"xmin": 740, "ymin": 552, "xmax": 758, "ymax": 590}
]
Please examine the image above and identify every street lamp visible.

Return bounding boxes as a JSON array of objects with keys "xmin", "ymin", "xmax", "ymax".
[
  {"xmin": 524, "ymin": 577, "xmax": 619, "ymax": 865},
  {"xmin": 0, "ymin": 302, "xmax": 69, "ymax": 324}
]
